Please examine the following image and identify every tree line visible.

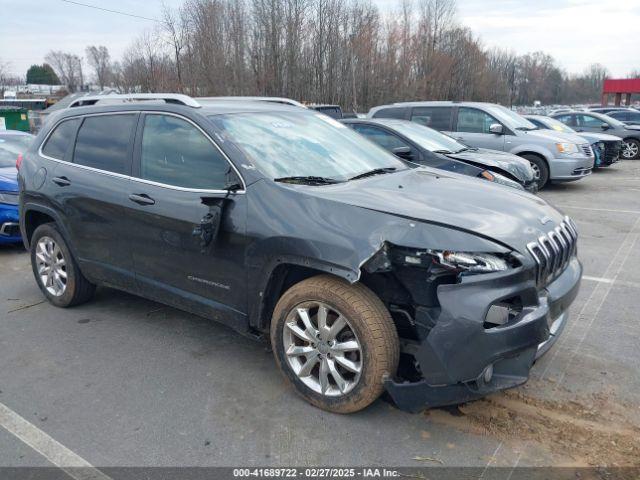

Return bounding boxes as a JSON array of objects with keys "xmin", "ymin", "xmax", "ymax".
[{"xmin": 9, "ymin": 0, "xmax": 640, "ymax": 110}]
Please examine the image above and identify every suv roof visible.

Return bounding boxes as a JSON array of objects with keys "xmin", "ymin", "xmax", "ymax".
[{"xmin": 50, "ymin": 98, "xmax": 304, "ymax": 121}]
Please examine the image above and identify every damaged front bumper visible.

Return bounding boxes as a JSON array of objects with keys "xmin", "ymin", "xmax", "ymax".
[{"xmin": 385, "ymin": 257, "xmax": 581, "ymax": 413}]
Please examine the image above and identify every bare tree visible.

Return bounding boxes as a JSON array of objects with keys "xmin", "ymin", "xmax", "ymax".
[
  {"xmin": 85, "ymin": 46, "xmax": 112, "ymax": 90},
  {"xmin": 45, "ymin": 51, "xmax": 84, "ymax": 92}
]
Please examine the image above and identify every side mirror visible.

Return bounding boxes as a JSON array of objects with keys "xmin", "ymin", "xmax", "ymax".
[
  {"xmin": 601, "ymin": 123, "xmax": 610, "ymax": 130},
  {"xmin": 489, "ymin": 123, "xmax": 504, "ymax": 135},
  {"xmin": 392, "ymin": 146, "xmax": 414, "ymax": 159}
]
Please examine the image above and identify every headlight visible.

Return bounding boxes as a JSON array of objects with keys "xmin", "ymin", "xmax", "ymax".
[
  {"xmin": 0, "ymin": 192, "xmax": 18, "ymax": 206},
  {"xmin": 555, "ymin": 142, "xmax": 579, "ymax": 154}
]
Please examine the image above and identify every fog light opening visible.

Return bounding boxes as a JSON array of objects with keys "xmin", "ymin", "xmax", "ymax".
[{"xmin": 484, "ymin": 298, "xmax": 523, "ymax": 329}]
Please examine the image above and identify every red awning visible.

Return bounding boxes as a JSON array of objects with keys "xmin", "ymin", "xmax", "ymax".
[{"xmin": 603, "ymin": 78, "xmax": 640, "ymax": 94}]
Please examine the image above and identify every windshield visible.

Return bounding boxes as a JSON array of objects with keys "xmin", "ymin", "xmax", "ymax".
[
  {"xmin": 390, "ymin": 121, "xmax": 468, "ymax": 153},
  {"xmin": 539, "ymin": 117, "xmax": 576, "ymax": 134},
  {"xmin": 0, "ymin": 135, "xmax": 33, "ymax": 168},
  {"xmin": 209, "ymin": 112, "xmax": 405, "ymax": 181},
  {"xmin": 486, "ymin": 105, "xmax": 538, "ymax": 130}
]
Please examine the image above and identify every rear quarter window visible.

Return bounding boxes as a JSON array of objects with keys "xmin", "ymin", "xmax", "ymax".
[
  {"xmin": 411, "ymin": 107, "xmax": 452, "ymax": 130},
  {"xmin": 41, "ymin": 118, "xmax": 80, "ymax": 160},
  {"xmin": 372, "ymin": 107, "xmax": 407, "ymax": 120}
]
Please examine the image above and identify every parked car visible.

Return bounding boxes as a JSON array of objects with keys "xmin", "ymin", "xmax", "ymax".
[
  {"xmin": 368, "ymin": 101, "xmax": 595, "ymax": 189},
  {"xmin": 342, "ymin": 118, "xmax": 535, "ymax": 191},
  {"xmin": 525, "ymin": 115, "xmax": 622, "ymax": 167},
  {"xmin": 606, "ymin": 109, "xmax": 640, "ymax": 126},
  {"xmin": 19, "ymin": 95, "xmax": 582, "ymax": 413},
  {"xmin": 587, "ymin": 106, "xmax": 639, "ymax": 115},
  {"xmin": 0, "ymin": 131, "xmax": 33, "ymax": 244},
  {"xmin": 550, "ymin": 111, "xmax": 640, "ymax": 160}
]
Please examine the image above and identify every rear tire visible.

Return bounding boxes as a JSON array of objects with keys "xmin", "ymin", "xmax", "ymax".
[
  {"xmin": 271, "ymin": 275, "xmax": 399, "ymax": 413},
  {"xmin": 522, "ymin": 154, "xmax": 549, "ymax": 189},
  {"xmin": 30, "ymin": 223, "xmax": 96, "ymax": 308},
  {"xmin": 622, "ymin": 139, "xmax": 640, "ymax": 160}
]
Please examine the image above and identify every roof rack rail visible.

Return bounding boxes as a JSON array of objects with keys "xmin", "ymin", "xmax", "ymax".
[{"xmin": 68, "ymin": 93, "xmax": 201, "ymax": 108}]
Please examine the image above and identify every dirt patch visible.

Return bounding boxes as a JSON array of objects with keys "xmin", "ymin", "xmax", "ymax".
[{"xmin": 426, "ymin": 382, "xmax": 640, "ymax": 468}]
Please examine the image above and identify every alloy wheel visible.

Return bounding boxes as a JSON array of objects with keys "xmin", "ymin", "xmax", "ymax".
[
  {"xmin": 283, "ymin": 302, "xmax": 362, "ymax": 397},
  {"xmin": 35, "ymin": 236, "xmax": 67, "ymax": 297},
  {"xmin": 622, "ymin": 141, "xmax": 639, "ymax": 159}
]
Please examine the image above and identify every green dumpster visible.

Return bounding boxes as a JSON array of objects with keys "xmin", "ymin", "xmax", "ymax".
[{"xmin": 0, "ymin": 107, "xmax": 30, "ymax": 132}]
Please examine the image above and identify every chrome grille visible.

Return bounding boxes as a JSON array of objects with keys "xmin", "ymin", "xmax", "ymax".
[
  {"xmin": 580, "ymin": 144, "xmax": 593, "ymax": 157},
  {"xmin": 527, "ymin": 216, "xmax": 578, "ymax": 286}
]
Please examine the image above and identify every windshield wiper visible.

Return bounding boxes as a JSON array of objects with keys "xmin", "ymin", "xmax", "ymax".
[
  {"xmin": 274, "ymin": 175, "xmax": 341, "ymax": 185},
  {"xmin": 433, "ymin": 150, "xmax": 453, "ymax": 154},
  {"xmin": 516, "ymin": 126, "xmax": 537, "ymax": 131},
  {"xmin": 453, "ymin": 147, "xmax": 477, "ymax": 153},
  {"xmin": 348, "ymin": 167, "xmax": 397, "ymax": 181}
]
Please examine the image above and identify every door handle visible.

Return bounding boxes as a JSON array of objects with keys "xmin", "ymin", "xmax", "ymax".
[
  {"xmin": 52, "ymin": 176, "xmax": 71, "ymax": 187},
  {"xmin": 128, "ymin": 193, "xmax": 155, "ymax": 206}
]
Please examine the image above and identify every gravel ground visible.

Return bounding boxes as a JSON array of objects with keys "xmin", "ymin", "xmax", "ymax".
[{"xmin": 0, "ymin": 161, "xmax": 639, "ymax": 474}]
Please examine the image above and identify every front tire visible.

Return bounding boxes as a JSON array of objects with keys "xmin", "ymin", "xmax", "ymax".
[
  {"xmin": 271, "ymin": 275, "xmax": 399, "ymax": 413},
  {"xmin": 622, "ymin": 139, "xmax": 640, "ymax": 160},
  {"xmin": 30, "ymin": 223, "xmax": 96, "ymax": 307},
  {"xmin": 522, "ymin": 154, "xmax": 549, "ymax": 189}
]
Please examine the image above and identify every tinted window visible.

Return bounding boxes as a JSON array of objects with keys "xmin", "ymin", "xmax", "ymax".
[
  {"xmin": 608, "ymin": 111, "xmax": 628, "ymax": 121},
  {"xmin": 372, "ymin": 107, "xmax": 407, "ymax": 120},
  {"xmin": 140, "ymin": 114, "xmax": 232, "ymax": 190},
  {"xmin": 74, "ymin": 115, "xmax": 135, "ymax": 174},
  {"xmin": 42, "ymin": 118, "xmax": 80, "ymax": 160},
  {"xmin": 411, "ymin": 107, "xmax": 452, "ymax": 130},
  {"xmin": 351, "ymin": 125, "xmax": 410, "ymax": 151},
  {"xmin": 456, "ymin": 108, "xmax": 499, "ymax": 134},
  {"xmin": 554, "ymin": 115, "xmax": 575, "ymax": 126}
]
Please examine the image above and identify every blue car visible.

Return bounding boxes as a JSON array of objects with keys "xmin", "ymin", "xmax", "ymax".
[{"xmin": 0, "ymin": 131, "xmax": 34, "ymax": 244}]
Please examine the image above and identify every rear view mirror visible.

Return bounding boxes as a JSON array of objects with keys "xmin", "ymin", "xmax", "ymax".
[
  {"xmin": 489, "ymin": 123, "xmax": 504, "ymax": 135},
  {"xmin": 601, "ymin": 123, "xmax": 610, "ymax": 130},
  {"xmin": 392, "ymin": 146, "xmax": 414, "ymax": 159}
]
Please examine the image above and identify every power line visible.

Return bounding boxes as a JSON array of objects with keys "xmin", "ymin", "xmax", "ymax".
[{"xmin": 59, "ymin": 0, "xmax": 160, "ymax": 22}]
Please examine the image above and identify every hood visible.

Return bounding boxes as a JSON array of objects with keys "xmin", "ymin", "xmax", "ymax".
[
  {"xmin": 625, "ymin": 124, "xmax": 640, "ymax": 132},
  {"xmin": 299, "ymin": 168, "xmax": 564, "ymax": 253},
  {"xmin": 446, "ymin": 148, "xmax": 534, "ymax": 182},
  {"xmin": 525, "ymin": 129, "xmax": 589, "ymax": 145},
  {"xmin": 573, "ymin": 132, "xmax": 623, "ymax": 143},
  {"xmin": 0, "ymin": 167, "xmax": 18, "ymax": 192}
]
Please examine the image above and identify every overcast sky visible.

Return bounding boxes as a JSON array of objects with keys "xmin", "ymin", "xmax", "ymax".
[{"xmin": 1, "ymin": 0, "xmax": 639, "ymax": 78}]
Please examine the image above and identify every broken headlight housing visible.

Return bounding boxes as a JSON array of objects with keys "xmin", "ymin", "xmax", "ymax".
[
  {"xmin": 402, "ymin": 249, "xmax": 509, "ymax": 273},
  {"xmin": 364, "ymin": 244, "xmax": 516, "ymax": 275}
]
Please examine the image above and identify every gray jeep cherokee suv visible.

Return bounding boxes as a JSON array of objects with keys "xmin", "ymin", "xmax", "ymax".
[
  {"xmin": 368, "ymin": 101, "xmax": 595, "ymax": 189},
  {"xmin": 19, "ymin": 95, "xmax": 581, "ymax": 413}
]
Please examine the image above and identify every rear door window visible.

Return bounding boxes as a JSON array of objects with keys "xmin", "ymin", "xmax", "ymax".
[
  {"xmin": 73, "ymin": 114, "xmax": 136, "ymax": 174},
  {"xmin": 41, "ymin": 118, "xmax": 80, "ymax": 160},
  {"xmin": 577, "ymin": 115, "xmax": 605, "ymax": 128},
  {"xmin": 138, "ymin": 114, "xmax": 232, "ymax": 190},
  {"xmin": 555, "ymin": 114, "xmax": 575, "ymax": 126},
  {"xmin": 411, "ymin": 107, "xmax": 452, "ymax": 130}
]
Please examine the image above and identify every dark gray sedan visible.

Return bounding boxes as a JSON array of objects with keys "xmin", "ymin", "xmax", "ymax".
[
  {"xmin": 551, "ymin": 111, "xmax": 640, "ymax": 160},
  {"xmin": 342, "ymin": 118, "xmax": 536, "ymax": 191}
]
